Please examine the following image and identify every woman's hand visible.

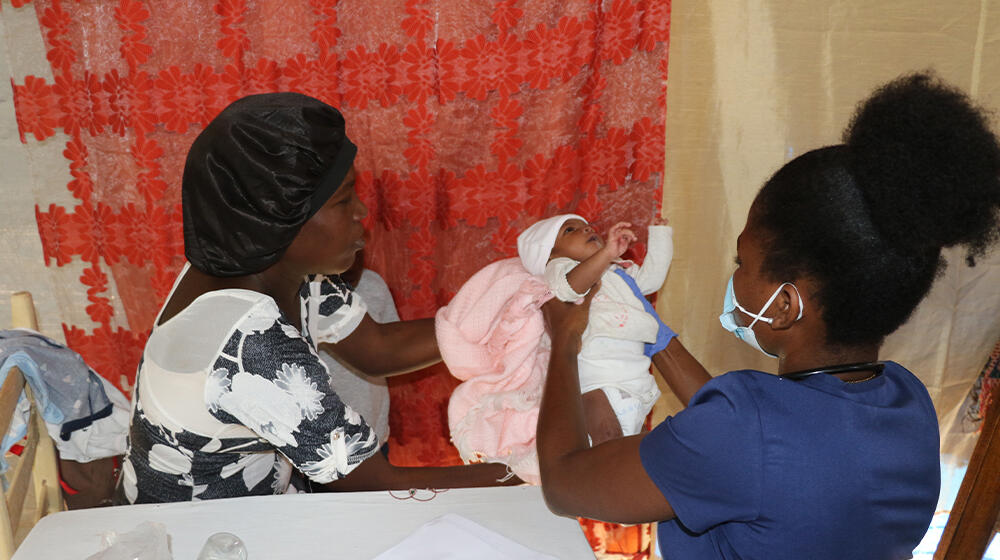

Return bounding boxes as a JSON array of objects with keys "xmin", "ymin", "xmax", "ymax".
[
  {"xmin": 541, "ymin": 285, "xmax": 597, "ymax": 352},
  {"xmin": 537, "ymin": 282, "xmax": 676, "ymax": 525}
]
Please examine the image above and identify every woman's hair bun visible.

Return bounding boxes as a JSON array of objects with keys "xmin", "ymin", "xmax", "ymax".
[{"xmin": 843, "ymin": 71, "xmax": 1000, "ymax": 262}]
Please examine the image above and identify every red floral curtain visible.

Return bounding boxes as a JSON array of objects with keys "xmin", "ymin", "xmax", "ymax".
[{"xmin": 9, "ymin": 0, "xmax": 668, "ymax": 556}]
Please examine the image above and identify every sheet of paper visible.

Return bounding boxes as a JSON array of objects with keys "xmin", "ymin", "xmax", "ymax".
[{"xmin": 373, "ymin": 513, "xmax": 558, "ymax": 560}]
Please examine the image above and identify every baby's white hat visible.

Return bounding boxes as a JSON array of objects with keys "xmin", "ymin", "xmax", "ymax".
[{"xmin": 516, "ymin": 214, "xmax": 587, "ymax": 276}]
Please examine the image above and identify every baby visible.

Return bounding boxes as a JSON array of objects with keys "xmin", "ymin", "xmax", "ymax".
[{"xmin": 517, "ymin": 214, "xmax": 673, "ymax": 443}]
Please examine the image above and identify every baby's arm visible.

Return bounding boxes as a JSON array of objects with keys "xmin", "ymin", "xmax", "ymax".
[
  {"xmin": 630, "ymin": 217, "xmax": 673, "ymax": 295},
  {"xmin": 565, "ymin": 222, "xmax": 637, "ymax": 294}
]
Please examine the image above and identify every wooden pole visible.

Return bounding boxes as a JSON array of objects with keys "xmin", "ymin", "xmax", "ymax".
[{"xmin": 934, "ymin": 392, "xmax": 1000, "ymax": 559}]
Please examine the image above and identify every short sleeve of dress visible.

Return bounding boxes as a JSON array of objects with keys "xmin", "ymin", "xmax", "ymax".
[
  {"xmin": 206, "ymin": 297, "xmax": 379, "ymax": 484},
  {"xmin": 638, "ymin": 373, "xmax": 763, "ymax": 533},
  {"xmin": 300, "ymin": 274, "xmax": 368, "ymax": 344},
  {"xmin": 544, "ymin": 257, "xmax": 589, "ymax": 302}
]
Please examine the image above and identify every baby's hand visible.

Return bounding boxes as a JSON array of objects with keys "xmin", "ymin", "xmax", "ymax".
[
  {"xmin": 604, "ymin": 222, "xmax": 637, "ymax": 259},
  {"xmin": 651, "ymin": 214, "xmax": 670, "ymax": 227}
]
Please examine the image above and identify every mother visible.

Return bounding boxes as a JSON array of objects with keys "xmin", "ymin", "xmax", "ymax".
[
  {"xmin": 537, "ymin": 73, "xmax": 1000, "ymax": 558},
  {"xmin": 116, "ymin": 93, "xmax": 513, "ymax": 504}
]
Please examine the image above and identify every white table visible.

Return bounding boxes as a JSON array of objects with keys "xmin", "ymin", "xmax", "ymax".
[{"xmin": 14, "ymin": 486, "xmax": 594, "ymax": 559}]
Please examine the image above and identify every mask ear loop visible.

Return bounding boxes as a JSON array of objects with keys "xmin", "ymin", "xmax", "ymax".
[
  {"xmin": 735, "ymin": 282, "xmax": 805, "ymax": 328},
  {"xmin": 734, "ymin": 285, "xmax": 783, "ymax": 327},
  {"xmin": 785, "ymin": 282, "xmax": 805, "ymax": 321}
]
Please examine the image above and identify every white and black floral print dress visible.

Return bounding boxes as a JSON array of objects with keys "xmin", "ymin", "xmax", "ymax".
[{"xmin": 116, "ymin": 266, "xmax": 379, "ymax": 503}]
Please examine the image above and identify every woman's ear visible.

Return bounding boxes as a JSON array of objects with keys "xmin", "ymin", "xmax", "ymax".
[{"xmin": 769, "ymin": 283, "xmax": 803, "ymax": 331}]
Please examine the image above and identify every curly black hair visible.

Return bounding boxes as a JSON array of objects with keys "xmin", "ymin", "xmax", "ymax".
[{"xmin": 751, "ymin": 72, "xmax": 1000, "ymax": 347}]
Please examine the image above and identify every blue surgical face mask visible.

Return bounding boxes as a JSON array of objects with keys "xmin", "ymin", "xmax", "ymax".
[{"xmin": 719, "ymin": 275, "xmax": 803, "ymax": 358}]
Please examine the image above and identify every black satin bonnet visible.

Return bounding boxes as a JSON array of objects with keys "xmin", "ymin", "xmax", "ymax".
[{"xmin": 181, "ymin": 92, "xmax": 357, "ymax": 277}]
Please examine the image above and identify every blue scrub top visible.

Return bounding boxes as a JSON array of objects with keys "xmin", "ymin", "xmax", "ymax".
[{"xmin": 639, "ymin": 361, "xmax": 939, "ymax": 560}]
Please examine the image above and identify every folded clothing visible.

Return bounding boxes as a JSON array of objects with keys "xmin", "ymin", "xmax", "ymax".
[{"xmin": 0, "ymin": 329, "xmax": 129, "ymax": 466}]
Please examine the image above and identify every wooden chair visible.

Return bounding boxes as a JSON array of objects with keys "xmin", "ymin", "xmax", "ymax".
[
  {"xmin": 0, "ymin": 292, "xmax": 64, "ymax": 559},
  {"xmin": 934, "ymin": 383, "xmax": 1000, "ymax": 559}
]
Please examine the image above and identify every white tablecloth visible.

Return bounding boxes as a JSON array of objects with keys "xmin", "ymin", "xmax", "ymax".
[{"xmin": 13, "ymin": 486, "xmax": 594, "ymax": 559}]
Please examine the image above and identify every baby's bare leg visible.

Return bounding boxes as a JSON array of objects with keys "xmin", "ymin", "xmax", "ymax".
[{"xmin": 582, "ymin": 389, "xmax": 624, "ymax": 445}]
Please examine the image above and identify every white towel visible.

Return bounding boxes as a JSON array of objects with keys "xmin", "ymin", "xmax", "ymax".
[{"xmin": 374, "ymin": 514, "xmax": 558, "ymax": 560}]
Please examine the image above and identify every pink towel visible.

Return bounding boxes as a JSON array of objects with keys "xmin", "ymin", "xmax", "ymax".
[{"xmin": 436, "ymin": 257, "xmax": 553, "ymax": 485}]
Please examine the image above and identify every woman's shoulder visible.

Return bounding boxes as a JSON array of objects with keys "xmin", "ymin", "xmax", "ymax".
[
  {"xmin": 300, "ymin": 274, "xmax": 358, "ymax": 315},
  {"xmin": 162, "ymin": 288, "xmax": 282, "ymax": 329},
  {"xmin": 881, "ymin": 360, "xmax": 937, "ymax": 413},
  {"xmin": 303, "ymin": 273, "xmax": 353, "ymax": 294},
  {"xmin": 145, "ymin": 289, "xmax": 291, "ymax": 373},
  {"xmin": 687, "ymin": 369, "xmax": 828, "ymax": 412},
  {"xmin": 702, "ymin": 369, "xmax": 772, "ymax": 391},
  {"xmin": 198, "ymin": 287, "xmax": 279, "ymax": 307},
  {"xmin": 684, "ymin": 370, "xmax": 771, "ymax": 411},
  {"xmin": 881, "ymin": 360, "xmax": 921, "ymax": 383},
  {"xmin": 709, "ymin": 363, "xmax": 935, "ymax": 417}
]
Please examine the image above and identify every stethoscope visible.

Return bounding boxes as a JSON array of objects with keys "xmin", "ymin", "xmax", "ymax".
[{"xmin": 779, "ymin": 361, "xmax": 886, "ymax": 381}]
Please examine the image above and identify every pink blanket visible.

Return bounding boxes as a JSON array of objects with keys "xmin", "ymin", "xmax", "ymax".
[{"xmin": 436, "ymin": 257, "xmax": 553, "ymax": 485}]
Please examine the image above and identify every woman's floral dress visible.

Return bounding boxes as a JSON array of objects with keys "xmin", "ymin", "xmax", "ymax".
[{"xmin": 116, "ymin": 269, "xmax": 378, "ymax": 503}]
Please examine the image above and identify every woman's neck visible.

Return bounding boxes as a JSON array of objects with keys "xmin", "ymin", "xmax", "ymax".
[
  {"xmin": 158, "ymin": 265, "xmax": 305, "ymax": 327},
  {"xmin": 248, "ymin": 266, "xmax": 305, "ymax": 326},
  {"xmin": 778, "ymin": 344, "xmax": 881, "ymax": 381}
]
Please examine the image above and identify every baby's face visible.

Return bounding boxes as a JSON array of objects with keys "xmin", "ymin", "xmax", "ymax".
[{"xmin": 550, "ymin": 219, "xmax": 604, "ymax": 261}]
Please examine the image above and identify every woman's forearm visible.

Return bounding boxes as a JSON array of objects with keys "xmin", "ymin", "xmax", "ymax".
[
  {"xmin": 322, "ymin": 453, "xmax": 519, "ymax": 492},
  {"xmin": 364, "ymin": 318, "xmax": 440, "ymax": 375},
  {"xmin": 535, "ymin": 298, "xmax": 677, "ymax": 524},
  {"xmin": 651, "ymin": 338, "xmax": 712, "ymax": 406},
  {"xmin": 536, "ymin": 332, "xmax": 592, "ymax": 514},
  {"xmin": 385, "ymin": 462, "xmax": 518, "ymax": 490},
  {"xmin": 323, "ymin": 316, "xmax": 441, "ymax": 376},
  {"xmin": 537, "ymin": 332, "xmax": 673, "ymax": 523},
  {"xmin": 537, "ymin": 336, "xmax": 591, "ymax": 461}
]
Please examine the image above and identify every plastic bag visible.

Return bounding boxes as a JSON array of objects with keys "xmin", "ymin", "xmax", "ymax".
[
  {"xmin": 85, "ymin": 521, "xmax": 173, "ymax": 560},
  {"xmin": 196, "ymin": 532, "xmax": 248, "ymax": 560}
]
